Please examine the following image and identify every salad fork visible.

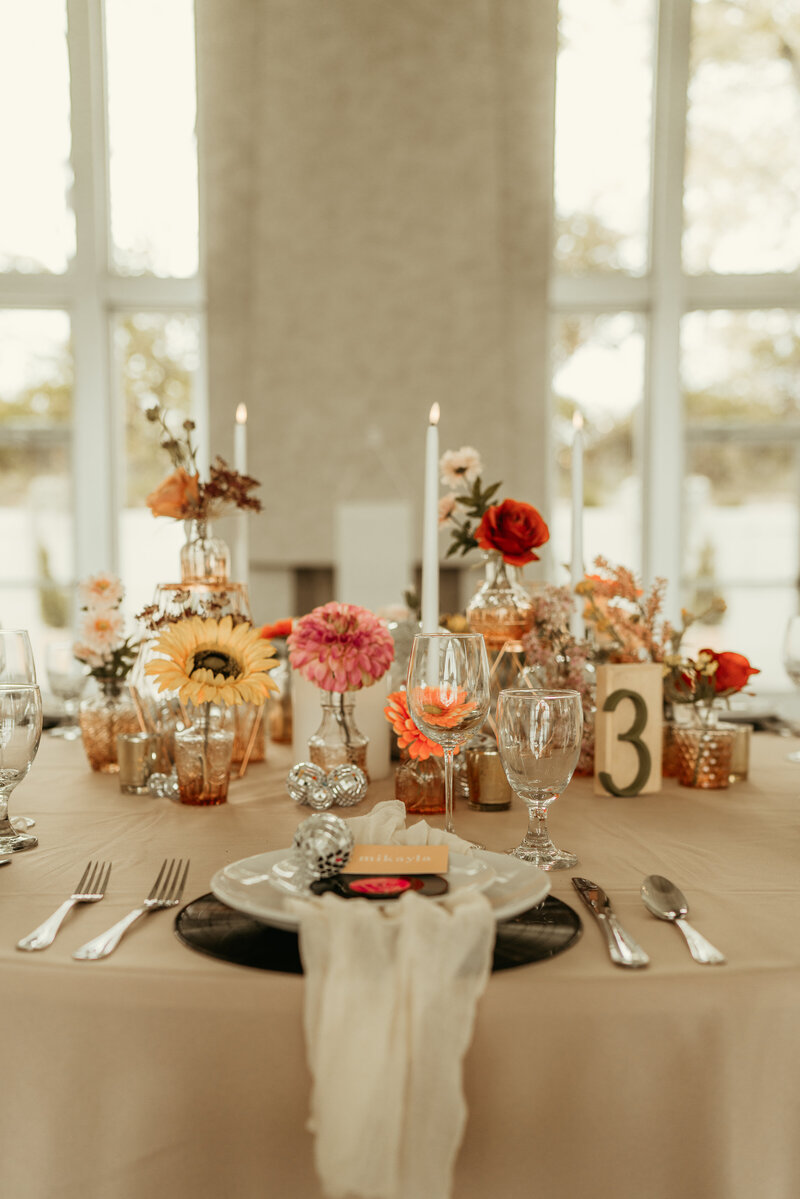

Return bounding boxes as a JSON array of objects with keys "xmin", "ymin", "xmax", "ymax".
[
  {"xmin": 73, "ymin": 858, "xmax": 189, "ymax": 960},
  {"xmin": 17, "ymin": 861, "xmax": 112, "ymax": 951}
]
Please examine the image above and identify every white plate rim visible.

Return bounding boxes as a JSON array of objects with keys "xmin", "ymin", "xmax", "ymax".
[{"xmin": 211, "ymin": 847, "xmax": 550, "ymax": 931}]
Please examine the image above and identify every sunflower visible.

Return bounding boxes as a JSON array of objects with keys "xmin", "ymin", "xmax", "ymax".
[{"xmin": 144, "ymin": 615, "xmax": 279, "ymax": 707}]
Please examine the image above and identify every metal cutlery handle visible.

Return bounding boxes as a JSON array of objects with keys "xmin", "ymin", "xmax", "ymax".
[
  {"xmin": 72, "ymin": 907, "xmax": 148, "ymax": 960},
  {"xmin": 601, "ymin": 913, "xmax": 650, "ymax": 968},
  {"xmin": 17, "ymin": 899, "xmax": 78, "ymax": 951},
  {"xmin": 674, "ymin": 917, "xmax": 726, "ymax": 965}
]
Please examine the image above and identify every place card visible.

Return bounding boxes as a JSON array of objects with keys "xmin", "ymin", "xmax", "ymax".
[{"xmin": 340, "ymin": 844, "xmax": 449, "ymax": 875}]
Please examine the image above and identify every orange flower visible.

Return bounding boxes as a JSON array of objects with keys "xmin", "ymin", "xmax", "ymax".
[
  {"xmin": 146, "ymin": 468, "xmax": 201, "ymax": 519},
  {"xmin": 260, "ymin": 619, "xmax": 293, "ymax": 640},
  {"xmin": 384, "ymin": 690, "xmax": 463, "ymax": 760},
  {"xmin": 409, "ymin": 686, "xmax": 477, "ymax": 728}
]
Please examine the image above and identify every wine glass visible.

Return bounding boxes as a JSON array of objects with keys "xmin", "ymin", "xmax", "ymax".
[
  {"xmin": 781, "ymin": 616, "xmax": 800, "ymax": 762},
  {"xmin": 0, "ymin": 628, "xmax": 37, "ymax": 684},
  {"xmin": 46, "ymin": 640, "xmax": 88, "ymax": 740},
  {"xmin": 0, "ymin": 684, "xmax": 43, "ymax": 852},
  {"xmin": 407, "ymin": 633, "xmax": 490, "ymax": 840},
  {"xmin": 0, "ymin": 630, "xmax": 40, "ymax": 834},
  {"xmin": 496, "ymin": 688, "xmax": 583, "ymax": 870}
]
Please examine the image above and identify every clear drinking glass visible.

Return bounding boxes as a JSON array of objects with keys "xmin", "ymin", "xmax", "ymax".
[
  {"xmin": 407, "ymin": 633, "xmax": 490, "ymax": 840},
  {"xmin": 46, "ymin": 640, "xmax": 88, "ymax": 740},
  {"xmin": 0, "ymin": 684, "xmax": 43, "ymax": 852},
  {"xmin": 496, "ymin": 688, "xmax": 583, "ymax": 870},
  {"xmin": 0, "ymin": 630, "xmax": 39, "ymax": 836},
  {"xmin": 782, "ymin": 616, "xmax": 800, "ymax": 763}
]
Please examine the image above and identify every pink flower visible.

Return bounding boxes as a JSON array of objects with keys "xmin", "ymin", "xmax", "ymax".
[
  {"xmin": 78, "ymin": 573, "xmax": 124, "ymax": 609},
  {"xmin": 73, "ymin": 642, "xmax": 105, "ymax": 670},
  {"xmin": 438, "ymin": 494, "xmax": 457, "ymax": 526},
  {"xmin": 439, "ymin": 447, "xmax": 482, "ymax": 489},
  {"xmin": 288, "ymin": 602, "xmax": 395, "ymax": 693},
  {"xmin": 79, "ymin": 609, "xmax": 125, "ymax": 653}
]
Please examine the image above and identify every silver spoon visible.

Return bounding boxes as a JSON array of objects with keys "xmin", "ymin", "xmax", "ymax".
[
  {"xmin": 641, "ymin": 875, "xmax": 726, "ymax": 965},
  {"xmin": 0, "ymin": 857, "xmax": 12, "ymax": 867}
]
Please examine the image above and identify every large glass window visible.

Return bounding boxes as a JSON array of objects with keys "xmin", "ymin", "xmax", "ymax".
[
  {"xmin": 554, "ymin": 0, "xmax": 656, "ymax": 276},
  {"xmin": 684, "ymin": 1, "xmax": 800, "ymax": 275},
  {"xmin": 0, "ymin": 0, "xmax": 202, "ymax": 671},
  {"xmin": 0, "ymin": 311, "xmax": 73, "ymax": 644},
  {"xmin": 553, "ymin": 0, "xmax": 800, "ymax": 692},
  {"xmin": 0, "ymin": 0, "xmax": 74, "ymax": 273},
  {"xmin": 551, "ymin": 313, "xmax": 645, "ymax": 572}
]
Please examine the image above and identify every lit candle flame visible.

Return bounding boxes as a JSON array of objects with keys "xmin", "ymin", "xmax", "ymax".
[
  {"xmin": 236, "ymin": 403, "xmax": 248, "ymax": 424},
  {"xmin": 429, "ymin": 402, "xmax": 440, "ymax": 426},
  {"xmin": 572, "ymin": 411, "xmax": 584, "ymax": 431}
]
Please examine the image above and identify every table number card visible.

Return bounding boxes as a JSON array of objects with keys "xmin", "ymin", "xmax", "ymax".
[{"xmin": 594, "ymin": 663, "xmax": 663, "ymax": 796}]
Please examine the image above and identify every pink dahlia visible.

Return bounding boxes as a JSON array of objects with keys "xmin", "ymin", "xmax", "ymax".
[{"xmin": 288, "ymin": 602, "xmax": 395, "ymax": 693}]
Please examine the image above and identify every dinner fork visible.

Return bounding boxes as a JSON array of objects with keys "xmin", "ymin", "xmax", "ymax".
[
  {"xmin": 17, "ymin": 861, "xmax": 112, "ymax": 952},
  {"xmin": 72, "ymin": 858, "xmax": 190, "ymax": 961}
]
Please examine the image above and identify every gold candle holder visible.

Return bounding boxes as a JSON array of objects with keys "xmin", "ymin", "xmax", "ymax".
[
  {"xmin": 728, "ymin": 723, "xmax": 752, "ymax": 783},
  {"xmin": 117, "ymin": 733, "xmax": 157, "ymax": 795},
  {"xmin": 466, "ymin": 743, "xmax": 512, "ymax": 811}
]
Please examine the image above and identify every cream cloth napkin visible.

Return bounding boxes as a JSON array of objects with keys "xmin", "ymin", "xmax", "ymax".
[{"xmin": 289, "ymin": 801, "xmax": 496, "ymax": 1199}]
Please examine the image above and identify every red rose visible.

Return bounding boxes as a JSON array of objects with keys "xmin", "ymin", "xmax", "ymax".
[
  {"xmin": 475, "ymin": 499, "xmax": 550, "ymax": 567},
  {"xmin": 700, "ymin": 649, "xmax": 760, "ymax": 693}
]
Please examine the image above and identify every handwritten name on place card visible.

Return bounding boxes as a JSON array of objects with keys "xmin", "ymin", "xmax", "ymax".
[{"xmin": 340, "ymin": 845, "xmax": 449, "ymax": 875}]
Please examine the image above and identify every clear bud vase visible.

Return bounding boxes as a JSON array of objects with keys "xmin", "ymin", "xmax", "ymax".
[
  {"xmin": 466, "ymin": 553, "xmax": 535, "ymax": 650},
  {"xmin": 308, "ymin": 691, "xmax": 369, "ymax": 778},
  {"xmin": 174, "ymin": 704, "xmax": 235, "ymax": 806},
  {"xmin": 180, "ymin": 518, "xmax": 231, "ymax": 584}
]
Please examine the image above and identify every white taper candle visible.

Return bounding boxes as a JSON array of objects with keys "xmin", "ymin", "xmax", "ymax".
[
  {"xmin": 234, "ymin": 403, "xmax": 249, "ymax": 590},
  {"xmin": 570, "ymin": 411, "xmax": 585, "ymax": 639},
  {"xmin": 421, "ymin": 403, "xmax": 441, "ymax": 634}
]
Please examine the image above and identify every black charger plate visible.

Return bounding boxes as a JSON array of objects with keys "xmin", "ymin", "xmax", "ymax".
[{"xmin": 174, "ymin": 892, "xmax": 582, "ymax": 974}]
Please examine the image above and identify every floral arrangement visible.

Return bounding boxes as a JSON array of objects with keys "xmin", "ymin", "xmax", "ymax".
[
  {"xmin": 663, "ymin": 649, "xmax": 760, "ymax": 726},
  {"xmin": 438, "ymin": 445, "xmax": 550, "ymax": 566},
  {"xmin": 144, "ymin": 402, "xmax": 261, "ymax": 522},
  {"xmin": 73, "ymin": 573, "xmax": 139, "ymax": 681},
  {"xmin": 577, "ymin": 556, "xmax": 726, "ymax": 664},
  {"xmin": 144, "ymin": 615, "xmax": 279, "ymax": 707},
  {"xmin": 522, "ymin": 584, "xmax": 595, "ymax": 773},
  {"xmin": 288, "ymin": 603, "xmax": 394, "ymax": 693}
]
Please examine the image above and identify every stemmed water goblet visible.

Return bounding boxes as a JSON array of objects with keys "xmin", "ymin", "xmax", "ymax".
[
  {"xmin": 0, "ymin": 630, "xmax": 43, "ymax": 853},
  {"xmin": 496, "ymin": 688, "xmax": 583, "ymax": 870},
  {"xmin": 406, "ymin": 633, "xmax": 490, "ymax": 841},
  {"xmin": 46, "ymin": 640, "xmax": 88, "ymax": 740}
]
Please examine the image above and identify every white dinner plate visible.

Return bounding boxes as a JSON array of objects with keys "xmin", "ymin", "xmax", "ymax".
[{"xmin": 211, "ymin": 847, "xmax": 550, "ymax": 931}]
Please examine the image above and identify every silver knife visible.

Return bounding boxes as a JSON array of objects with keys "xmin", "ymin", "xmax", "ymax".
[{"xmin": 572, "ymin": 877, "xmax": 650, "ymax": 968}]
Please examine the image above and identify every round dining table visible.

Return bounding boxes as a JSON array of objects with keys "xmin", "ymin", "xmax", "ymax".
[{"xmin": 3, "ymin": 731, "xmax": 799, "ymax": 1199}]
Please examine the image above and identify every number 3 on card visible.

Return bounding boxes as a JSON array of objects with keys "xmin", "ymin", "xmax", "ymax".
[{"xmin": 593, "ymin": 664, "xmax": 663, "ymax": 796}]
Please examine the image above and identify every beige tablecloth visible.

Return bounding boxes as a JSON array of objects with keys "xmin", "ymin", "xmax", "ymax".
[{"xmin": 3, "ymin": 733, "xmax": 800, "ymax": 1199}]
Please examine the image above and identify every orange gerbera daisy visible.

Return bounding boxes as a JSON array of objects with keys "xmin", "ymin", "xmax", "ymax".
[
  {"xmin": 408, "ymin": 686, "xmax": 477, "ymax": 728},
  {"xmin": 384, "ymin": 690, "xmax": 463, "ymax": 760}
]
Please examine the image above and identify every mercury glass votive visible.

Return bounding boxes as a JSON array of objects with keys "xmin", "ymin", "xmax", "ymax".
[
  {"xmin": 728, "ymin": 723, "xmax": 752, "ymax": 783},
  {"xmin": 117, "ymin": 732, "xmax": 157, "ymax": 795},
  {"xmin": 465, "ymin": 741, "xmax": 512, "ymax": 810}
]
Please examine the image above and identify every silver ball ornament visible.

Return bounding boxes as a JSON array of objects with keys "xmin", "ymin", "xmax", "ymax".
[
  {"xmin": 287, "ymin": 762, "xmax": 328, "ymax": 805},
  {"xmin": 292, "ymin": 812, "xmax": 354, "ymax": 879},
  {"xmin": 326, "ymin": 764, "xmax": 368, "ymax": 807}
]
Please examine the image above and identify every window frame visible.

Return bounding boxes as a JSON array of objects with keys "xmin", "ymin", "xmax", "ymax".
[
  {"xmin": 0, "ymin": 0, "xmax": 206, "ymax": 592},
  {"xmin": 550, "ymin": 0, "xmax": 800, "ymax": 614}
]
